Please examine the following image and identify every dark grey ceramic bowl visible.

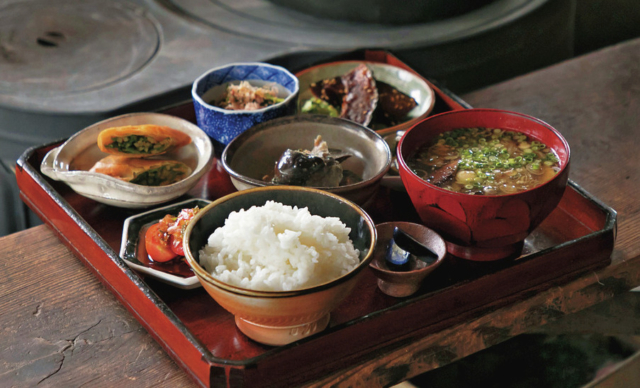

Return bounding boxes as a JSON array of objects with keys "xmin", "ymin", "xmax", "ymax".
[{"xmin": 221, "ymin": 115, "xmax": 392, "ymax": 207}]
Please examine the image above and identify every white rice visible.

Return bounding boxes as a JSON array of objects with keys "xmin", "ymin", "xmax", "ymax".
[{"xmin": 199, "ymin": 200, "xmax": 360, "ymax": 291}]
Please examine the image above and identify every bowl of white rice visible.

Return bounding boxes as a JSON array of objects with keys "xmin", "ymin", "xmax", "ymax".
[{"xmin": 183, "ymin": 186, "xmax": 376, "ymax": 346}]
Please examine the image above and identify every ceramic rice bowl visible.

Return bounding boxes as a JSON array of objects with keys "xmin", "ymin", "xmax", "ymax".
[{"xmin": 182, "ymin": 186, "xmax": 377, "ymax": 346}]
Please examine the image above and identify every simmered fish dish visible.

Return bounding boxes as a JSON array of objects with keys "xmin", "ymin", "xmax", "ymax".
[{"xmin": 265, "ymin": 135, "xmax": 362, "ymax": 187}]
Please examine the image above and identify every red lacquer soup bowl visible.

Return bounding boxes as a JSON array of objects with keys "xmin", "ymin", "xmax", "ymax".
[{"xmin": 397, "ymin": 109, "xmax": 570, "ymax": 261}]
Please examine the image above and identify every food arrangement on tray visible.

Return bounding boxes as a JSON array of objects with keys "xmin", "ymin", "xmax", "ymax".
[{"xmin": 16, "ymin": 51, "xmax": 616, "ymax": 387}]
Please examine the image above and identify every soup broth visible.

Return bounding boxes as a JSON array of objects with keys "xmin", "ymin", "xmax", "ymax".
[{"xmin": 407, "ymin": 127, "xmax": 560, "ymax": 195}]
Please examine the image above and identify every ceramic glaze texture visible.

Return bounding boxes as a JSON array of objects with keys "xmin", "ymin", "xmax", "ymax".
[
  {"xmin": 295, "ymin": 60, "xmax": 435, "ymax": 134},
  {"xmin": 221, "ymin": 115, "xmax": 391, "ymax": 207},
  {"xmin": 397, "ymin": 109, "xmax": 570, "ymax": 261},
  {"xmin": 192, "ymin": 62, "xmax": 299, "ymax": 145},
  {"xmin": 182, "ymin": 186, "xmax": 376, "ymax": 346},
  {"xmin": 40, "ymin": 112, "xmax": 212, "ymax": 208},
  {"xmin": 369, "ymin": 222, "xmax": 447, "ymax": 297},
  {"xmin": 119, "ymin": 198, "xmax": 212, "ymax": 289}
]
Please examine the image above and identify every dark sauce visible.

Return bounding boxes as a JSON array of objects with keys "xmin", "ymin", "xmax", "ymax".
[
  {"xmin": 384, "ymin": 227, "xmax": 438, "ymax": 272},
  {"xmin": 136, "ymin": 223, "xmax": 194, "ymax": 278}
]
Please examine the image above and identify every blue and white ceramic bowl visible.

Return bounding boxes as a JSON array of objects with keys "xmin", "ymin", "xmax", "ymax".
[{"xmin": 192, "ymin": 62, "xmax": 299, "ymax": 147}]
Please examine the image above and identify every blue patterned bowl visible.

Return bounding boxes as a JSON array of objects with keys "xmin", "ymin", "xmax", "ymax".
[{"xmin": 192, "ymin": 62, "xmax": 299, "ymax": 147}]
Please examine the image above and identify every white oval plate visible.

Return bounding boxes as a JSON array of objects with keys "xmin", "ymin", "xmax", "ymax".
[{"xmin": 41, "ymin": 112, "xmax": 213, "ymax": 208}]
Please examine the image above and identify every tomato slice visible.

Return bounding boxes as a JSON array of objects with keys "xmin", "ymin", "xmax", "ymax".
[
  {"xmin": 169, "ymin": 234, "xmax": 184, "ymax": 256},
  {"xmin": 145, "ymin": 223, "xmax": 177, "ymax": 262}
]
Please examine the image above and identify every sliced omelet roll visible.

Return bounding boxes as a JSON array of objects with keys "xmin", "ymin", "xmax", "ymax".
[
  {"xmin": 97, "ymin": 124, "xmax": 192, "ymax": 157},
  {"xmin": 90, "ymin": 156, "xmax": 192, "ymax": 186}
]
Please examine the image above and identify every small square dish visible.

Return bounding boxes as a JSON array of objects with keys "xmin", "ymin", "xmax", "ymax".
[{"xmin": 120, "ymin": 198, "xmax": 212, "ymax": 289}]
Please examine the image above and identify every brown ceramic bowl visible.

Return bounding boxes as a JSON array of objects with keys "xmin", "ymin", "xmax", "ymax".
[
  {"xmin": 182, "ymin": 186, "xmax": 377, "ymax": 346},
  {"xmin": 397, "ymin": 109, "xmax": 571, "ymax": 261},
  {"xmin": 221, "ymin": 115, "xmax": 391, "ymax": 207},
  {"xmin": 369, "ymin": 222, "xmax": 447, "ymax": 297}
]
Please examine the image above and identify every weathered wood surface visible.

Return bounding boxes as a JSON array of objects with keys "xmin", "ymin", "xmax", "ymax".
[
  {"xmin": 3, "ymin": 38, "xmax": 640, "ymax": 387},
  {"xmin": 0, "ymin": 226, "xmax": 193, "ymax": 387}
]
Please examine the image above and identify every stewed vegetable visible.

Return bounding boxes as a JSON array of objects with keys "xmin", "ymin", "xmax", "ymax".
[
  {"xmin": 301, "ymin": 64, "xmax": 418, "ymax": 129},
  {"xmin": 144, "ymin": 207, "xmax": 200, "ymax": 262},
  {"xmin": 407, "ymin": 127, "xmax": 560, "ymax": 195}
]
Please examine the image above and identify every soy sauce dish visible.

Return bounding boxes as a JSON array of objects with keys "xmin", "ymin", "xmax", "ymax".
[{"xmin": 369, "ymin": 222, "xmax": 447, "ymax": 297}]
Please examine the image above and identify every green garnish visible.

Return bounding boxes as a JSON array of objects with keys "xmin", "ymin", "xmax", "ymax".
[
  {"xmin": 407, "ymin": 127, "xmax": 561, "ymax": 195},
  {"xmin": 263, "ymin": 94, "xmax": 285, "ymax": 105},
  {"xmin": 300, "ymin": 97, "xmax": 339, "ymax": 117},
  {"xmin": 106, "ymin": 135, "xmax": 172, "ymax": 154},
  {"xmin": 130, "ymin": 164, "xmax": 188, "ymax": 186}
]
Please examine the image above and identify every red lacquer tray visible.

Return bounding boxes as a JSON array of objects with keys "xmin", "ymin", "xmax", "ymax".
[{"xmin": 15, "ymin": 52, "xmax": 616, "ymax": 387}]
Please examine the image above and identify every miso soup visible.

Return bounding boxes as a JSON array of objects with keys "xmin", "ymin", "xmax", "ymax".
[{"xmin": 407, "ymin": 127, "xmax": 561, "ymax": 195}]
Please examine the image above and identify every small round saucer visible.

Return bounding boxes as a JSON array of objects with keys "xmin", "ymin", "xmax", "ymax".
[{"xmin": 369, "ymin": 222, "xmax": 447, "ymax": 297}]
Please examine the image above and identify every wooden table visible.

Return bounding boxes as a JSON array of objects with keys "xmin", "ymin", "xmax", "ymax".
[{"xmin": 2, "ymin": 38, "xmax": 640, "ymax": 387}]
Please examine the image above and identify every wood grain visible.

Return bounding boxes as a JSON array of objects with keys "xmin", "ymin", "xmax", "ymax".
[
  {"xmin": 0, "ymin": 226, "xmax": 194, "ymax": 387},
  {"xmin": 4, "ymin": 39, "xmax": 640, "ymax": 387}
]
